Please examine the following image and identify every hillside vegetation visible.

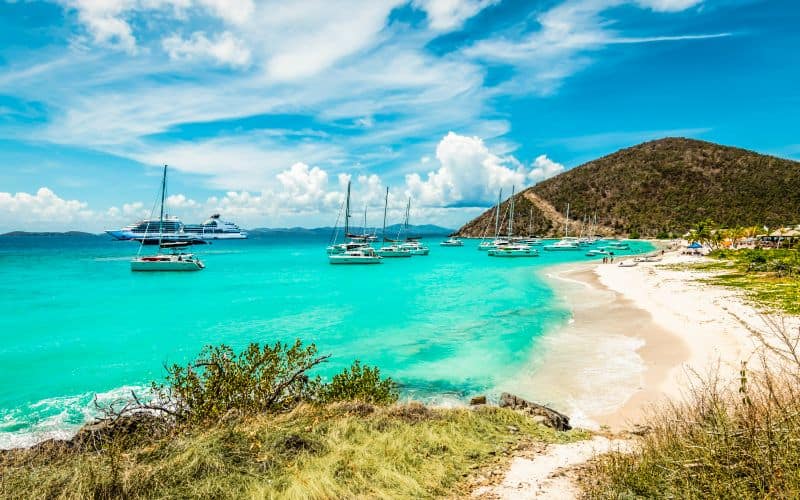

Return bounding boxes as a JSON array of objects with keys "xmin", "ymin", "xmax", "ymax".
[{"xmin": 457, "ymin": 138, "xmax": 800, "ymax": 237}]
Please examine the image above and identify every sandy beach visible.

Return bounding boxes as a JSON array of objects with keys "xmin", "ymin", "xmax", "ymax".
[{"xmin": 534, "ymin": 249, "xmax": 781, "ymax": 430}]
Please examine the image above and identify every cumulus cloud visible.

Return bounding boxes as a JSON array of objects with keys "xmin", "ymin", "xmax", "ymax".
[
  {"xmin": 528, "ymin": 155, "xmax": 565, "ymax": 183},
  {"xmin": 162, "ymin": 31, "xmax": 252, "ymax": 67},
  {"xmin": 413, "ymin": 0, "xmax": 498, "ymax": 31},
  {"xmin": 0, "ymin": 188, "xmax": 94, "ymax": 231},
  {"xmin": 405, "ymin": 132, "xmax": 530, "ymax": 207}
]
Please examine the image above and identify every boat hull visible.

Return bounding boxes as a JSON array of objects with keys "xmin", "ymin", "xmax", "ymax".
[
  {"xmin": 131, "ymin": 259, "xmax": 204, "ymax": 272},
  {"xmin": 376, "ymin": 249, "xmax": 412, "ymax": 257},
  {"xmin": 328, "ymin": 256, "xmax": 383, "ymax": 264},
  {"xmin": 488, "ymin": 248, "xmax": 538, "ymax": 257}
]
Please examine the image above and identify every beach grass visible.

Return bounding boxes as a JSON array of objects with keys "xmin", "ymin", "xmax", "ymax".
[
  {"xmin": 583, "ymin": 317, "xmax": 800, "ymax": 499},
  {"xmin": 0, "ymin": 403, "xmax": 588, "ymax": 499}
]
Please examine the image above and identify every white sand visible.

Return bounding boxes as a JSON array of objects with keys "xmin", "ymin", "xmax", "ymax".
[{"xmin": 472, "ymin": 436, "xmax": 635, "ymax": 499}]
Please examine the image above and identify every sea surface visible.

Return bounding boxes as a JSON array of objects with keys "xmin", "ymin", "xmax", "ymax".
[{"xmin": 0, "ymin": 233, "xmax": 653, "ymax": 448}]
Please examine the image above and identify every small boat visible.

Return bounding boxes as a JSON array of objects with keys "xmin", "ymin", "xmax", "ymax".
[
  {"xmin": 488, "ymin": 244, "xmax": 538, "ymax": 257},
  {"xmin": 440, "ymin": 237, "xmax": 464, "ymax": 247},
  {"xmin": 607, "ymin": 241, "xmax": 630, "ymax": 250},
  {"xmin": 544, "ymin": 239, "xmax": 581, "ymax": 251},
  {"xmin": 400, "ymin": 240, "xmax": 430, "ymax": 255},
  {"xmin": 517, "ymin": 237, "xmax": 543, "ymax": 246},
  {"xmin": 585, "ymin": 249, "xmax": 609, "ymax": 257},
  {"xmin": 329, "ymin": 247, "xmax": 383, "ymax": 264},
  {"xmin": 376, "ymin": 244, "xmax": 412, "ymax": 257},
  {"xmin": 131, "ymin": 166, "xmax": 205, "ymax": 272},
  {"xmin": 618, "ymin": 260, "xmax": 638, "ymax": 267}
]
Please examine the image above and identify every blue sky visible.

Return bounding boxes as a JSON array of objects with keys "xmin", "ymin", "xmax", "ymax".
[{"xmin": 0, "ymin": 0, "xmax": 798, "ymax": 231}]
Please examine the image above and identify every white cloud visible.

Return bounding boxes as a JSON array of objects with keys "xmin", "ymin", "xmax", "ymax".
[
  {"xmin": 162, "ymin": 31, "xmax": 252, "ymax": 67},
  {"xmin": 0, "ymin": 188, "xmax": 94, "ymax": 231},
  {"xmin": 634, "ymin": 0, "xmax": 702, "ymax": 12},
  {"xmin": 464, "ymin": 0, "xmax": 726, "ymax": 95},
  {"xmin": 528, "ymin": 155, "xmax": 565, "ymax": 183},
  {"xmin": 405, "ymin": 132, "xmax": 541, "ymax": 207},
  {"xmin": 196, "ymin": 0, "xmax": 254, "ymax": 25},
  {"xmin": 64, "ymin": 0, "xmax": 139, "ymax": 53},
  {"xmin": 413, "ymin": 0, "xmax": 497, "ymax": 31}
]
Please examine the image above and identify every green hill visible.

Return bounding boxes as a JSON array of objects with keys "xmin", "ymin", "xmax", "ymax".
[{"xmin": 456, "ymin": 138, "xmax": 800, "ymax": 237}]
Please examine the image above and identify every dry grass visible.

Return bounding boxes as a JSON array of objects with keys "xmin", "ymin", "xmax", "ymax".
[
  {"xmin": 584, "ymin": 318, "xmax": 800, "ymax": 499},
  {"xmin": 0, "ymin": 403, "xmax": 588, "ymax": 499}
]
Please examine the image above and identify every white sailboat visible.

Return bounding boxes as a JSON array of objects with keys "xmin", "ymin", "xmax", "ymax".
[
  {"xmin": 544, "ymin": 203, "xmax": 581, "ymax": 251},
  {"xmin": 440, "ymin": 237, "xmax": 464, "ymax": 247},
  {"xmin": 398, "ymin": 198, "xmax": 430, "ymax": 255},
  {"xmin": 478, "ymin": 189, "xmax": 510, "ymax": 251},
  {"xmin": 488, "ymin": 186, "xmax": 538, "ymax": 257},
  {"xmin": 376, "ymin": 187, "xmax": 411, "ymax": 257},
  {"xmin": 326, "ymin": 181, "xmax": 371, "ymax": 255},
  {"xmin": 131, "ymin": 165, "xmax": 205, "ymax": 272},
  {"xmin": 328, "ymin": 181, "xmax": 382, "ymax": 264}
]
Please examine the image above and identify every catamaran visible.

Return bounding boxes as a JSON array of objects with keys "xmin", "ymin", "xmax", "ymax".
[
  {"xmin": 440, "ymin": 237, "xmax": 464, "ymax": 247},
  {"xmin": 478, "ymin": 189, "xmax": 510, "ymax": 251},
  {"xmin": 544, "ymin": 203, "xmax": 581, "ymax": 251},
  {"xmin": 327, "ymin": 181, "xmax": 381, "ymax": 264},
  {"xmin": 131, "ymin": 165, "xmax": 205, "ymax": 272},
  {"xmin": 397, "ymin": 198, "xmax": 430, "ymax": 255},
  {"xmin": 376, "ymin": 187, "xmax": 411, "ymax": 257},
  {"xmin": 326, "ymin": 181, "xmax": 371, "ymax": 255},
  {"xmin": 488, "ymin": 186, "xmax": 538, "ymax": 257}
]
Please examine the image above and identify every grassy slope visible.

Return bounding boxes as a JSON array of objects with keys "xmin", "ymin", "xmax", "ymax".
[
  {"xmin": 1, "ymin": 404, "xmax": 588, "ymax": 499},
  {"xmin": 674, "ymin": 249, "xmax": 800, "ymax": 314}
]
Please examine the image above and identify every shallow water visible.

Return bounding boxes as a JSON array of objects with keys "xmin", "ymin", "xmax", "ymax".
[{"xmin": 0, "ymin": 234, "xmax": 653, "ymax": 447}]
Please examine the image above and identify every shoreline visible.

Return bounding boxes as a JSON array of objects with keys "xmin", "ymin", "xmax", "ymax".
[{"xmin": 535, "ymin": 251, "xmax": 769, "ymax": 430}]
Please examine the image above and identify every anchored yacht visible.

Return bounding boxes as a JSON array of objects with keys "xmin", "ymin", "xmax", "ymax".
[{"xmin": 107, "ymin": 214, "xmax": 246, "ymax": 242}]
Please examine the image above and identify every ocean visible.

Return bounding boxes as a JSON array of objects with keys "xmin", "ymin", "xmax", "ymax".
[{"xmin": 0, "ymin": 233, "xmax": 653, "ymax": 448}]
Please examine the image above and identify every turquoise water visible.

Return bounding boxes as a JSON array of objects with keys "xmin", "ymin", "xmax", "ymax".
[{"xmin": 0, "ymin": 234, "xmax": 653, "ymax": 447}]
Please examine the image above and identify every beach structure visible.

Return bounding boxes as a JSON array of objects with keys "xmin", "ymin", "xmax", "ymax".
[{"xmin": 131, "ymin": 165, "xmax": 205, "ymax": 272}]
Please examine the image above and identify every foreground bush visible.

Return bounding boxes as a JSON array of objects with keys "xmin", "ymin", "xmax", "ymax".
[
  {"xmin": 105, "ymin": 340, "xmax": 398, "ymax": 425},
  {"xmin": 585, "ymin": 318, "xmax": 800, "ymax": 498}
]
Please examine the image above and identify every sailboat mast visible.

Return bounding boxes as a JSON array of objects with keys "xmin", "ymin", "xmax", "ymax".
[
  {"xmin": 344, "ymin": 181, "xmax": 351, "ymax": 237},
  {"xmin": 494, "ymin": 189, "xmax": 502, "ymax": 238},
  {"xmin": 565, "ymin": 203, "xmax": 570, "ymax": 238},
  {"xmin": 159, "ymin": 165, "xmax": 167, "ymax": 246},
  {"xmin": 508, "ymin": 185, "xmax": 515, "ymax": 238},
  {"xmin": 382, "ymin": 187, "xmax": 389, "ymax": 242},
  {"xmin": 363, "ymin": 204, "xmax": 367, "ymax": 236},
  {"xmin": 528, "ymin": 207, "xmax": 533, "ymax": 236}
]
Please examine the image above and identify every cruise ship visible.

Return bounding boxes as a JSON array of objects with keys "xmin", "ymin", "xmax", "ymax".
[{"xmin": 106, "ymin": 214, "xmax": 247, "ymax": 241}]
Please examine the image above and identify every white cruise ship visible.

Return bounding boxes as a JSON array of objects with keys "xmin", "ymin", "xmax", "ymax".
[
  {"xmin": 183, "ymin": 214, "xmax": 248, "ymax": 240},
  {"xmin": 106, "ymin": 214, "xmax": 247, "ymax": 241}
]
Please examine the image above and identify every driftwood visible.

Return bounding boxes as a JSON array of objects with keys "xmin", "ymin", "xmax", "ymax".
[{"xmin": 499, "ymin": 392, "xmax": 571, "ymax": 431}]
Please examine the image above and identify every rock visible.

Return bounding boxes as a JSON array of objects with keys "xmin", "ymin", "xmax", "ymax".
[
  {"xmin": 498, "ymin": 392, "xmax": 572, "ymax": 431},
  {"xmin": 531, "ymin": 415, "xmax": 548, "ymax": 425},
  {"xmin": 470, "ymin": 395, "xmax": 487, "ymax": 405}
]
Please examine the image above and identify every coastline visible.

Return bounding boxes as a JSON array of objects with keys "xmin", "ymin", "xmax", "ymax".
[{"xmin": 532, "ymin": 250, "xmax": 768, "ymax": 430}]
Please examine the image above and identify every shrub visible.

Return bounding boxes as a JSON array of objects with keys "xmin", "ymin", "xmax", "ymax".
[
  {"xmin": 316, "ymin": 360, "xmax": 398, "ymax": 405},
  {"xmin": 126, "ymin": 341, "xmax": 397, "ymax": 425}
]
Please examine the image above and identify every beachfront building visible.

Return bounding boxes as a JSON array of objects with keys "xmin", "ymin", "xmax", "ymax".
[{"xmin": 758, "ymin": 227, "xmax": 800, "ymax": 247}]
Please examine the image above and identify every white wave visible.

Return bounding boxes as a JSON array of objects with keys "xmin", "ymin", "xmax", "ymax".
[{"xmin": 0, "ymin": 385, "xmax": 150, "ymax": 450}]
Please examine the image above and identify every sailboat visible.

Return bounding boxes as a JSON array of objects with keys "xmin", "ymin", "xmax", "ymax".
[
  {"xmin": 328, "ymin": 181, "xmax": 382, "ymax": 264},
  {"xmin": 376, "ymin": 187, "xmax": 411, "ymax": 257},
  {"xmin": 488, "ymin": 186, "xmax": 538, "ymax": 257},
  {"xmin": 398, "ymin": 198, "xmax": 430, "ymax": 256},
  {"xmin": 478, "ymin": 189, "xmax": 509, "ymax": 251},
  {"xmin": 544, "ymin": 203, "xmax": 581, "ymax": 251},
  {"xmin": 131, "ymin": 165, "xmax": 205, "ymax": 272},
  {"xmin": 517, "ymin": 207, "xmax": 542, "ymax": 245},
  {"xmin": 326, "ymin": 181, "xmax": 371, "ymax": 255}
]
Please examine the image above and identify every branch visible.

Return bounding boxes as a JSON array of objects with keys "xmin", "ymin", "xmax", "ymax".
[{"xmin": 264, "ymin": 354, "xmax": 331, "ymax": 408}]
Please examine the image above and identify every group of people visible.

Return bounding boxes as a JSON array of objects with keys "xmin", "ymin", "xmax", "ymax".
[{"xmin": 602, "ymin": 253, "xmax": 615, "ymax": 264}]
